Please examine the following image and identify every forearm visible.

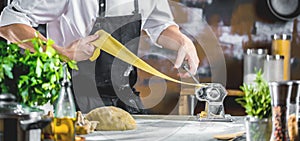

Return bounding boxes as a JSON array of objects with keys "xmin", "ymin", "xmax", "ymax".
[
  {"xmin": 0, "ymin": 24, "xmax": 70, "ymax": 58},
  {"xmin": 157, "ymin": 25, "xmax": 187, "ymax": 51},
  {"xmin": 0, "ymin": 24, "xmax": 41, "ymax": 51}
]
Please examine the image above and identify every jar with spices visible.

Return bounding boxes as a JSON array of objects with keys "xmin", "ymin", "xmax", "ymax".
[
  {"xmin": 271, "ymin": 34, "xmax": 292, "ymax": 80},
  {"xmin": 296, "ymin": 81, "xmax": 300, "ymax": 141},
  {"xmin": 269, "ymin": 81, "xmax": 293, "ymax": 141},
  {"xmin": 287, "ymin": 81, "xmax": 300, "ymax": 141}
]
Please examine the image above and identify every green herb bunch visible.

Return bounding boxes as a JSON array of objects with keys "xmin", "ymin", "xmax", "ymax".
[
  {"xmin": 0, "ymin": 35, "xmax": 78, "ymax": 106},
  {"xmin": 236, "ymin": 70, "xmax": 271, "ymax": 119}
]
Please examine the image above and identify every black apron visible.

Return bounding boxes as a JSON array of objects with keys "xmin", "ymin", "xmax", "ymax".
[{"xmin": 73, "ymin": 0, "xmax": 146, "ymax": 114}]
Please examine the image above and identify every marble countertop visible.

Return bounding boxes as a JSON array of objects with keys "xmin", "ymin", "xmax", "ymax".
[{"xmin": 82, "ymin": 115, "xmax": 246, "ymax": 141}]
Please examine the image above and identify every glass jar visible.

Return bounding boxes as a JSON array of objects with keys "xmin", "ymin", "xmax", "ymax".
[
  {"xmin": 263, "ymin": 55, "xmax": 284, "ymax": 82},
  {"xmin": 271, "ymin": 34, "xmax": 292, "ymax": 80},
  {"xmin": 243, "ymin": 48, "xmax": 268, "ymax": 85},
  {"xmin": 245, "ymin": 116, "xmax": 272, "ymax": 141}
]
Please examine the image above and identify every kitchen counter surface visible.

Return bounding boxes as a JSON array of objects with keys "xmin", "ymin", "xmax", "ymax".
[{"xmin": 82, "ymin": 115, "xmax": 246, "ymax": 141}]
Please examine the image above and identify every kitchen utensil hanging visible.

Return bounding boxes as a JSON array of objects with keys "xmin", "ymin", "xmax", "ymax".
[{"xmin": 267, "ymin": 0, "xmax": 300, "ymax": 21}]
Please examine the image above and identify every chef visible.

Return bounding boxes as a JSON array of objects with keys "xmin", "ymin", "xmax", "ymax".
[{"xmin": 0, "ymin": 0, "xmax": 199, "ymax": 113}]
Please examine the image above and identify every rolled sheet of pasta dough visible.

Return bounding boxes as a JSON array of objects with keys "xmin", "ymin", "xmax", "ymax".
[
  {"xmin": 90, "ymin": 30, "xmax": 205, "ymax": 88},
  {"xmin": 85, "ymin": 106, "xmax": 136, "ymax": 131}
]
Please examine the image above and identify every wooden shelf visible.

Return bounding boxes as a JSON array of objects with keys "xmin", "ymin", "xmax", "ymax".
[{"xmin": 180, "ymin": 88, "xmax": 244, "ymax": 96}]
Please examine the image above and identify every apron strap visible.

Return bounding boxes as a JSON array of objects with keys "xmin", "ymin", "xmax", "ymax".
[
  {"xmin": 99, "ymin": 0, "xmax": 139, "ymax": 17},
  {"xmin": 99, "ymin": 0, "xmax": 105, "ymax": 17},
  {"xmin": 133, "ymin": 0, "xmax": 139, "ymax": 15}
]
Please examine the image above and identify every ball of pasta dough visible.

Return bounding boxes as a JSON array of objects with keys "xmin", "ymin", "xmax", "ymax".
[{"xmin": 85, "ymin": 106, "xmax": 136, "ymax": 131}]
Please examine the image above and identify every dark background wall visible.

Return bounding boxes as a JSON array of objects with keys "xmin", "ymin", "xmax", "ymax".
[{"xmin": 176, "ymin": 0, "xmax": 300, "ymax": 87}]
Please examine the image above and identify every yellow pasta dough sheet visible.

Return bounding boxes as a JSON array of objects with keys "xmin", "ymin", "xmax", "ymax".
[{"xmin": 90, "ymin": 30, "xmax": 204, "ymax": 87}]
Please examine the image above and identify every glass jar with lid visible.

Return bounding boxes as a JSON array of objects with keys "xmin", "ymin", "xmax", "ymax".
[
  {"xmin": 271, "ymin": 34, "xmax": 292, "ymax": 80},
  {"xmin": 243, "ymin": 48, "xmax": 268, "ymax": 85}
]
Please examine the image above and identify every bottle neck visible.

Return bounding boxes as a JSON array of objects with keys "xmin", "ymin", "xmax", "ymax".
[{"xmin": 55, "ymin": 85, "xmax": 76, "ymax": 118}]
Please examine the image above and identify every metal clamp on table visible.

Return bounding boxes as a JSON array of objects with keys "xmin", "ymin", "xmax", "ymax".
[
  {"xmin": 182, "ymin": 64, "xmax": 232, "ymax": 122},
  {"xmin": 195, "ymin": 83, "xmax": 232, "ymax": 122}
]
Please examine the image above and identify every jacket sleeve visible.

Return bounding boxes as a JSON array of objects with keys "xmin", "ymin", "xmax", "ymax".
[
  {"xmin": 142, "ymin": 0, "xmax": 178, "ymax": 47},
  {"xmin": 0, "ymin": 0, "xmax": 69, "ymax": 27}
]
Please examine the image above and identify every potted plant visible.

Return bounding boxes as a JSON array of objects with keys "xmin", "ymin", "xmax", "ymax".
[
  {"xmin": 0, "ymin": 34, "xmax": 77, "ymax": 107},
  {"xmin": 236, "ymin": 70, "xmax": 272, "ymax": 141}
]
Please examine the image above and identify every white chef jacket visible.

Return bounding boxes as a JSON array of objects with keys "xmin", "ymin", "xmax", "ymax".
[{"xmin": 0, "ymin": 0, "xmax": 177, "ymax": 47}]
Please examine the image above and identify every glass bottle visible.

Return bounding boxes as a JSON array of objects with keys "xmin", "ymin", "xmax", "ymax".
[{"xmin": 54, "ymin": 64, "xmax": 76, "ymax": 141}]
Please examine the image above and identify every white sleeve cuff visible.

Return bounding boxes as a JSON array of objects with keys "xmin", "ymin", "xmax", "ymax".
[{"xmin": 144, "ymin": 21, "xmax": 178, "ymax": 48}]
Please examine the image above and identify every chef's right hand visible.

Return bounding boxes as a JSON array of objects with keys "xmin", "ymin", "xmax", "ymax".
[{"xmin": 64, "ymin": 34, "xmax": 99, "ymax": 61}]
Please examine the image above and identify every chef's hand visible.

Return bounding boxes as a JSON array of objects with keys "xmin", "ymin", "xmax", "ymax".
[
  {"xmin": 157, "ymin": 25, "xmax": 199, "ymax": 78},
  {"xmin": 64, "ymin": 34, "xmax": 99, "ymax": 61},
  {"xmin": 174, "ymin": 35, "xmax": 199, "ymax": 78}
]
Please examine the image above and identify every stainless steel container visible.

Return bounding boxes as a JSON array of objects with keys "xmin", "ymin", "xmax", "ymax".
[
  {"xmin": 269, "ymin": 81, "xmax": 293, "ymax": 141},
  {"xmin": 245, "ymin": 116, "xmax": 272, "ymax": 141},
  {"xmin": 289, "ymin": 81, "xmax": 300, "ymax": 141}
]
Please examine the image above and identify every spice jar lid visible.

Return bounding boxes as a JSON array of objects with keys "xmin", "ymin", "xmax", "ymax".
[
  {"xmin": 269, "ymin": 81, "xmax": 294, "ymax": 106},
  {"xmin": 292, "ymin": 80, "xmax": 300, "ymax": 84},
  {"xmin": 269, "ymin": 81, "xmax": 294, "ymax": 86},
  {"xmin": 0, "ymin": 93, "xmax": 44, "ymax": 119},
  {"xmin": 245, "ymin": 48, "xmax": 268, "ymax": 55},
  {"xmin": 265, "ymin": 55, "xmax": 284, "ymax": 61},
  {"xmin": 271, "ymin": 34, "xmax": 292, "ymax": 40},
  {"xmin": 290, "ymin": 80, "xmax": 300, "ymax": 103}
]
